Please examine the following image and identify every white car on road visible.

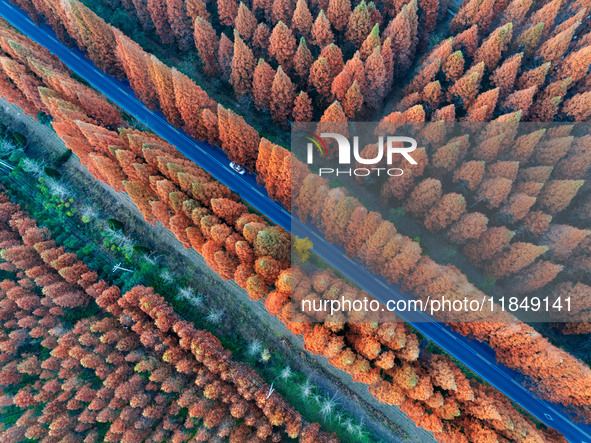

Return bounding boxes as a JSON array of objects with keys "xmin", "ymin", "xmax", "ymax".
[{"xmin": 229, "ymin": 161, "xmax": 246, "ymax": 175}]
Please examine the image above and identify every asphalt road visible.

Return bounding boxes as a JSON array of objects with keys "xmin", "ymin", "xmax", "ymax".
[{"xmin": 1, "ymin": 2, "xmax": 590, "ymax": 441}]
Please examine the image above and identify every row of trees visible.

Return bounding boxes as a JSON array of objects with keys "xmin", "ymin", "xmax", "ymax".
[
  {"xmin": 393, "ymin": 0, "xmax": 591, "ymax": 122},
  {"xmin": 4, "ymin": 0, "xmax": 417, "ymax": 172},
  {"xmin": 281, "ymin": 267, "xmax": 566, "ymax": 442},
  {"xmin": 0, "ymin": 190, "xmax": 333, "ymax": 442},
  {"xmin": 69, "ymin": 0, "xmax": 445, "ymax": 122},
  {"xmin": 364, "ymin": 0, "xmax": 591, "ymax": 335},
  {"xmin": 0, "ymin": 184, "xmax": 565, "ymax": 442},
  {"xmin": 10, "ymin": 0, "xmax": 590, "ymax": 176},
  {"xmin": 0, "ymin": 8, "xmax": 587, "ymax": 436},
  {"xmin": 189, "ymin": 0, "xmax": 428, "ymax": 122},
  {"xmin": 291, "ymin": 169, "xmax": 591, "ymax": 415},
  {"xmin": 0, "ymin": 18, "xmax": 292, "ymax": 292},
  {"xmin": 348, "ymin": 122, "xmax": 589, "ymax": 290}
]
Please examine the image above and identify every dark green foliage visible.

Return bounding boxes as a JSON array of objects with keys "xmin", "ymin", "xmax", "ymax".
[
  {"xmin": 43, "ymin": 166, "xmax": 61, "ymax": 178},
  {"xmin": 54, "ymin": 148, "xmax": 72, "ymax": 166},
  {"xmin": 107, "ymin": 218, "xmax": 124, "ymax": 230}
]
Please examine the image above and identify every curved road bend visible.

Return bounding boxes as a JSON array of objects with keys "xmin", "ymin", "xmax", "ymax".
[{"xmin": 1, "ymin": 2, "xmax": 590, "ymax": 441}]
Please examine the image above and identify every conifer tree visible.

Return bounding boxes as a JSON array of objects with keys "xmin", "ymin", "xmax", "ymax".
[
  {"xmin": 477, "ymin": 177, "xmax": 513, "ymax": 208},
  {"xmin": 217, "ymin": 34, "xmax": 234, "ymax": 78},
  {"xmin": 346, "ymin": 1, "xmax": 372, "ymax": 47},
  {"xmin": 253, "ymin": 59, "xmax": 276, "ymax": 111},
  {"xmin": 507, "ymin": 261, "xmax": 563, "ymax": 294},
  {"xmin": 537, "ymin": 180, "xmax": 584, "ymax": 215},
  {"xmin": 486, "ymin": 242, "xmax": 548, "ymax": 278},
  {"xmin": 114, "ymin": 30, "xmax": 158, "ymax": 109},
  {"xmin": 294, "ymin": 38, "xmax": 314, "ymax": 80},
  {"xmin": 448, "ymin": 212, "xmax": 488, "ymax": 244},
  {"xmin": 490, "ymin": 53, "xmax": 522, "ymax": 97},
  {"xmin": 453, "ymin": 161, "xmax": 485, "ymax": 190},
  {"xmin": 535, "ymin": 21, "xmax": 580, "ymax": 65},
  {"xmin": 272, "ymin": 0, "xmax": 295, "ymax": 25},
  {"xmin": 422, "ymin": 81, "xmax": 442, "ymax": 110},
  {"xmin": 320, "ymin": 101, "xmax": 347, "ymax": 127},
  {"xmin": 442, "ymin": 50, "xmax": 464, "ymax": 82},
  {"xmin": 343, "ymin": 80, "xmax": 363, "ymax": 118},
  {"xmin": 382, "ymin": 37, "xmax": 394, "ymax": 91},
  {"xmin": 171, "ymin": 68, "xmax": 216, "ymax": 139},
  {"xmin": 465, "ymin": 88, "xmax": 499, "ymax": 121},
  {"xmin": 147, "ymin": 0, "xmax": 174, "ymax": 44},
  {"xmin": 406, "ymin": 58, "xmax": 440, "ymax": 94},
  {"xmin": 502, "ymin": 0, "xmax": 532, "ymax": 26},
  {"xmin": 500, "ymin": 193, "xmax": 536, "ymax": 222},
  {"xmin": 512, "ymin": 23, "xmax": 544, "ymax": 56},
  {"xmin": 432, "ymin": 104, "xmax": 455, "ymax": 121},
  {"xmin": 166, "ymin": 0, "xmax": 193, "ymax": 50},
  {"xmin": 529, "ymin": 78, "xmax": 571, "ymax": 121},
  {"xmin": 526, "ymin": 0, "xmax": 560, "ymax": 31},
  {"xmin": 419, "ymin": 0, "xmax": 439, "ymax": 36},
  {"xmin": 293, "ymin": 91, "xmax": 314, "ymax": 122},
  {"xmin": 557, "ymin": 46, "xmax": 591, "ymax": 83},
  {"xmin": 562, "ymin": 91, "xmax": 591, "ymax": 121},
  {"xmin": 186, "ymin": 0, "xmax": 210, "ymax": 21},
  {"xmin": 454, "ymin": 25, "xmax": 479, "ymax": 57},
  {"xmin": 516, "ymin": 61, "xmax": 550, "ymax": 90},
  {"xmin": 360, "ymin": 24, "xmax": 380, "ymax": 60},
  {"xmin": 236, "ymin": 3, "xmax": 258, "ymax": 41},
  {"xmin": 449, "ymin": 0, "xmax": 481, "ymax": 33},
  {"xmin": 269, "ymin": 21, "xmax": 297, "ymax": 66},
  {"xmin": 502, "ymin": 85, "xmax": 537, "ymax": 115},
  {"xmin": 309, "ymin": 56, "xmax": 333, "ymax": 102},
  {"xmin": 424, "ymin": 193, "xmax": 465, "ymax": 231},
  {"xmin": 327, "ymin": 0, "xmax": 351, "ymax": 32},
  {"xmin": 147, "ymin": 55, "xmax": 182, "ymax": 126},
  {"xmin": 386, "ymin": 3, "xmax": 415, "ymax": 74},
  {"xmin": 252, "ymin": 0, "xmax": 273, "ymax": 19},
  {"xmin": 292, "ymin": 0, "xmax": 314, "ymax": 37},
  {"xmin": 69, "ymin": 1, "xmax": 123, "ymax": 76},
  {"xmin": 270, "ymin": 66, "xmax": 296, "ymax": 124},
  {"xmin": 217, "ymin": 105, "xmax": 260, "ymax": 169},
  {"xmin": 252, "ymin": 24, "xmax": 271, "ymax": 58},
  {"xmin": 364, "ymin": 46, "xmax": 386, "ymax": 109},
  {"xmin": 231, "ymin": 32, "xmax": 256, "ymax": 96},
  {"xmin": 447, "ymin": 62, "xmax": 484, "ymax": 109},
  {"xmin": 473, "ymin": 23, "xmax": 512, "ymax": 71},
  {"xmin": 320, "ymin": 44, "xmax": 344, "ymax": 78},
  {"xmin": 331, "ymin": 70, "xmax": 352, "ymax": 101},
  {"xmin": 218, "ymin": 0, "xmax": 239, "ymax": 25},
  {"xmin": 311, "ymin": 10, "xmax": 334, "ymax": 47},
  {"xmin": 344, "ymin": 51, "xmax": 366, "ymax": 91},
  {"xmin": 405, "ymin": 178, "xmax": 442, "ymax": 217},
  {"xmin": 193, "ymin": 17, "xmax": 219, "ymax": 76}
]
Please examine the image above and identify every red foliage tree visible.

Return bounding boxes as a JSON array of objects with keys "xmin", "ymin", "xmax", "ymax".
[
  {"xmin": 236, "ymin": 3, "xmax": 258, "ymax": 41},
  {"xmin": 218, "ymin": 0, "xmax": 239, "ymax": 25},
  {"xmin": 293, "ymin": 91, "xmax": 314, "ymax": 122},
  {"xmin": 269, "ymin": 21, "xmax": 297, "ymax": 66},
  {"xmin": 346, "ymin": 1, "xmax": 372, "ymax": 47},
  {"xmin": 292, "ymin": 0, "xmax": 314, "ymax": 37},
  {"xmin": 231, "ymin": 32, "xmax": 256, "ymax": 96},
  {"xmin": 364, "ymin": 46, "xmax": 386, "ymax": 109},
  {"xmin": 193, "ymin": 17, "xmax": 219, "ymax": 76},
  {"xmin": 270, "ymin": 66, "xmax": 296, "ymax": 124},
  {"xmin": 424, "ymin": 193, "xmax": 466, "ymax": 232},
  {"xmin": 327, "ymin": 0, "xmax": 351, "ymax": 32},
  {"xmin": 311, "ymin": 10, "xmax": 334, "ymax": 47},
  {"xmin": 252, "ymin": 59, "xmax": 275, "ymax": 111}
]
